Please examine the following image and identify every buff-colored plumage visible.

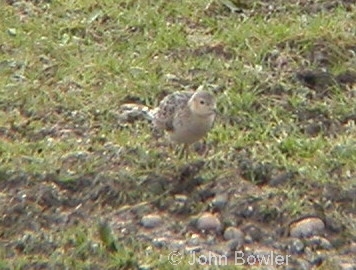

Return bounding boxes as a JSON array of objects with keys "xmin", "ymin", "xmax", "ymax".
[{"xmin": 152, "ymin": 90, "xmax": 216, "ymax": 157}]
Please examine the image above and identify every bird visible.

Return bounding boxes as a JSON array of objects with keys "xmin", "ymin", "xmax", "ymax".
[{"xmin": 152, "ymin": 90, "xmax": 217, "ymax": 158}]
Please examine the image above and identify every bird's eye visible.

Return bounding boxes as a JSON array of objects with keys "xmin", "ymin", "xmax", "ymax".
[{"xmin": 199, "ymin": 100, "xmax": 205, "ymax": 105}]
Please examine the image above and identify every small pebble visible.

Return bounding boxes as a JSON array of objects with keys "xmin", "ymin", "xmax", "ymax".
[
  {"xmin": 290, "ymin": 217, "xmax": 325, "ymax": 238},
  {"xmin": 141, "ymin": 214, "xmax": 162, "ymax": 228},
  {"xmin": 118, "ymin": 103, "xmax": 152, "ymax": 123},
  {"xmin": 325, "ymin": 216, "xmax": 343, "ymax": 233},
  {"xmin": 152, "ymin": 237, "xmax": 167, "ymax": 248},
  {"xmin": 187, "ymin": 233, "xmax": 202, "ymax": 246},
  {"xmin": 288, "ymin": 238, "xmax": 305, "ymax": 254},
  {"xmin": 242, "ymin": 224, "xmax": 263, "ymax": 242},
  {"xmin": 295, "ymin": 258, "xmax": 313, "ymax": 270},
  {"xmin": 226, "ymin": 239, "xmax": 242, "ymax": 251},
  {"xmin": 196, "ymin": 213, "xmax": 222, "ymax": 232},
  {"xmin": 206, "ymin": 234, "xmax": 217, "ymax": 245},
  {"xmin": 309, "ymin": 254, "xmax": 325, "ymax": 266},
  {"xmin": 223, "ymin": 227, "xmax": 244, "ymax": 242},
  {"xmin": 169, "ymin": 240, "xmax": 185, "ymax": 250},
  {"xmin": 268, "ymin": 172, "xmax": 293, "ymax": 186},
  {"xmin": 212, "ymin": 244, "xmax": 232, "ymax": 257},
  {"xmin": 138, "ymin": 265, "xmax": 152, "ymax": 270},
  {"xmin": 174, "ymin": 194, "xmax": 188, "ymax": 203},
  {"xmin": 185, "ymin": 245, "xmax": 202, "ymax": 253},
  {"xmin": 212, "ymin": 193, "xmax": 228, "ymax": 210},
  {"xmin": 8, "ymin": 28, "xmax": 17, "ymax": 36},
  {"xmin": 349, "ymin": 242, "xmax": 356, "ymax": 253},
  {"xmin": 304, "ymin": 246, "xmax": 324, "ymax": 266},
  {"xmin": 306, "ymin": 236, "xmax": 333, "ymax": 250},
  {"xmin": 339, "ymin": 263, "xmax": 356, "ymax": 270},
  {"xmin": 244, "ymin": 235, "xmax": 253, "ymax": 244}
]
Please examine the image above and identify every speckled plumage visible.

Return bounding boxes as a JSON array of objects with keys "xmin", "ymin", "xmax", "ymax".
[{"xmin": 152, "ymin": 90, "xmax": 216, "ymax": 146}]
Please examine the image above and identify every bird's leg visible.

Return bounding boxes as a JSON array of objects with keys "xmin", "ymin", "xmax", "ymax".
[
  {"xmin": 202, "ymin": 140, "xmax": 210, "ymax": 158},
  {"xmin": 184, "ymin": 143, "xmax": 190, "ymax": 160},
  {"xmin": 177, "ymin": 144, "xmax": 184, "ymax": 159},
  {"xmin": 178, "ymin": 143, "xmax": 190, "ymax": 159}
]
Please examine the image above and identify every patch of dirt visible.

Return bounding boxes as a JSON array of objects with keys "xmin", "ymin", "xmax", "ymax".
[
  {"xmin": 263, "ymin": 37, "xmax": 356, "ymax": 71},
  {"xmin": 1, "ymin": 144, "xmax": 354, "ymax": 267},
  {"xmin": 166, "ymin": 43, "xmax": 235, "ymax": 62},
  {"xmin": 204, "ymin": 0, "xmax": 354, "ymax": 17},
  {"xmin": 256, "ymin": 34, "xmax": 356, "ymax": 140}
]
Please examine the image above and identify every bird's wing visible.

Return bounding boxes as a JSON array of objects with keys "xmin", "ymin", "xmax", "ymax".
[{"xmin": 153, "ymin": 91, "xmax": 192, "ymax": 131}]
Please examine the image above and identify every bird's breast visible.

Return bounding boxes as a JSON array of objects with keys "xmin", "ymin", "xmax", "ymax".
[{"xmin": 170, "ymin": 114, "xmax": 215, "ymax": 144}]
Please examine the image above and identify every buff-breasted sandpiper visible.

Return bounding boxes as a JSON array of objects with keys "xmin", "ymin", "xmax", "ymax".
[{"xmin": 152, "ymin": 90, "xmax": 217, "ymax": 158}]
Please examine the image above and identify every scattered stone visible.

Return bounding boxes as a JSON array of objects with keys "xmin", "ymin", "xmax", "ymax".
[
  {"xmin": 244, "ymin": 235, "xmax": 253, "ymax": 244},
  {"xmin": 242, "ymin": 224, "xmax": 263, "ymax": 242},
  {"xmin": 324, "ymin": 216, "xmax": 344, "ymax": 233},
  {"xmin": 309, "ymin": 254, "xmax": 325, "ymax": 267},
  {"xmin": 169, "ymin": 240, "xmax": 185, "ymax": 251},
  {"xmin": 260, "ymin": 235, "xmax": 276, "ymax": 246},
  {"xmin": 174, "ymin": 194, "xmax": 188, "ymax": 203},
  {"xmin": 211, "ymin": 239, "xmax": 241, "ymax": 257},
  {"xmin": 339, "ymin": 263, "xmax": 356, "ymax": 270},
  {"xmin": 211, "ymin": 193, "xmax": 228, "ymax": 210},
  {"xmin": 141, "ymin": 214, "xmax": 163, "ymax": 228},
  {"xmin": 268, "ymin": 172, "xmax": 294, "ymax": 187},
  {"xmin": 332, "ymin": 254, "xmax": 356, "ymax": 270},
  {"xmin": 118, "ymin": 103, "xmax": 152, "ymax": 123},
  {"xmin": 289, "ymin": 217, "xmax": 325, "ymax": 238},
  {"xmin": 294, "ymin": 258, "xmax": 313, "ymax": 270},
  {"xmin": 196, "ymin": 213, "xmax": 222, "ymax": 232},
  {"xmin": 272, "ymin": 241, "xmax": 286, "ymax": 250},
  {"xmin": 288, "ymin": 238, "xmax": 305, "ymax": 254},
  {"xmin": 212, "ymin": 244, "xmax": 232, "ymax": 257},
  {"xmin": 223, "ymin": 227, "xmax": 244, "ymax": 243},
  {"xmin": 185, "ymin": 245, "xmax": 202, "ymax": 253},
  {"xmin": 8, "ymin": 28, "xmax": 17, "ymax": 36},
  {"xmin": 152, "ymin": 237, "xmax": 167, "ymax": 248},
  {"xmin": 206, "ymin": 235, "xmax": 217, "ymax": 245},
  {"xmin": 306, "ymin": 236, "xmax": 333, "ymax": 250},
  {"xmin": 187, "ymin": 234, "xmax": 202, "ymax": 246},
  {"xmin": 138, "ymin": 264, "xmax": 153, "ymax": 270},
  {"xmin": 349, "ymin": 242, "xmax": 356, "ymax": 253},
  {"xmin": 241, "ymin": 205, "xmax": 254, "ymax": 218},
  {"xmin": 225, "ymin": 239, "xmax": 242, "ymax": 251}
]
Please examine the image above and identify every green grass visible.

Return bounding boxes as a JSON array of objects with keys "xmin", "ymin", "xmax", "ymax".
[{"xmin": 0, "ymin": 0, "xmax": 355, "ymax": 268}]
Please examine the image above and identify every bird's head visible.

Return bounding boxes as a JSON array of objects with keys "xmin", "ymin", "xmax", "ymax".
[{"xmin": 188, "ymin": 90, "xmax": 217, "ymax": 116}]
